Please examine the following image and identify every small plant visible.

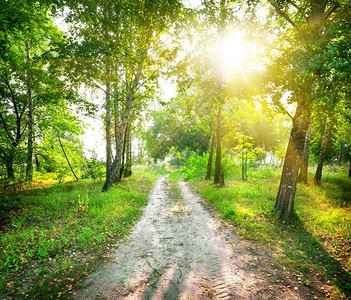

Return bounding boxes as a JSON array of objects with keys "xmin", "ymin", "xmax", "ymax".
[
  {"xmin": 303, "ymin": 279, "xmax": 311, "ymax": 286},
  {"xmin": 76, "ymin": 194, "xmax": 89, "ymax": 217}
]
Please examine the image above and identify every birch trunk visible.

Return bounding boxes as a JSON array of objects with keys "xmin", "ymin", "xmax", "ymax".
[
  {"xmin": 298, "ymin": 119, "xmax": 311, "ymax": 184},
  {"xmin": 25, "ymin": 41, "xmax": 34, "ymax": 182},
  {"xmin": 205, "ymin": 129, "xmax": 215, "ymax": 180},
  {"xmin": 314, "ymin": 118, "xmax": 330, "ymax": 186},
  {"xmin": 102, "ymin": 92, "xmax": 134, "ymax": 191},
  {"xmin": 105, "ymin": 79, "xmax": 112, "ymax": 173},
  {"xmin": 103, "ymin": 0, "xmax": 112, "ymax": 175},
  {"xmin": 214, "ymin": 105, "xmax": 222, "ymax": 185}
]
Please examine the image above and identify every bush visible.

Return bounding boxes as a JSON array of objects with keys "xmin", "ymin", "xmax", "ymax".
[{"xmin": 182, "ymin": 152, "xmax": 208, "ymax": 180}]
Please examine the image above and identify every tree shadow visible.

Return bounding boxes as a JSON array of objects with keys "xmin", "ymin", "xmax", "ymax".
[
  {"xmin": 277, "ymin": 213, "xmax": 351, "ymax": 298},
  {"xmin": 139, "ymin": 263, "xmax": 189, "ymax": 300},
  {"xmin": 323, "ymin": 175, "xmax": 351, "ymax": 204}
]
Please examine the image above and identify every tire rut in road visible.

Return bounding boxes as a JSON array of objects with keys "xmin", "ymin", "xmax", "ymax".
[{"xmin": 75, "ymin": 175, "xmax": 304, "ymax": 299}]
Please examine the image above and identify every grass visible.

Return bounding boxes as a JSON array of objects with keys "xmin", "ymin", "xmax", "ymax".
[
  {"xmin": 190, "ymin": 164, "xmax": 351, "ymax": 298},
  {"xmin": 169, "ymin": 169, "xmax": 182, "ymax": 182},
  {"xmin": 168, "ymin": 170, "xmax": 183, "ymax": 200},
  {"xmin": 0, "ymin": 168, "xmax": 163, "ymax": 299}
]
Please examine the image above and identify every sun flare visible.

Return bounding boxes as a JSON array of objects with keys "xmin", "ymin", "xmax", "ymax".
[{"xmin": 217, "ymin": 33, "xmax": 245, "ymax": 77}]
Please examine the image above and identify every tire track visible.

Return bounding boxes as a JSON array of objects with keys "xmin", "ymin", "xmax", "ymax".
[{"xmin": 75, "ymin": 175, "xmax": 306, "ymax": 300}]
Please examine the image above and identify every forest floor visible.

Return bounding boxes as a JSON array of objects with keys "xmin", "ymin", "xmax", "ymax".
[{"xmin": 75, "ymin": 175, "xmax": 330, "ymax": 300}]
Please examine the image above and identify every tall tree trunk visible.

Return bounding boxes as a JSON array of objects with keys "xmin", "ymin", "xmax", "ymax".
[
  {"xmin": 114, "ymin": 96, "xmax": 119, "ymax": 152},
  {"xmin": 298, "ymin": 119, "xmax": 311, "ymax": 184},
  {"xmin": 105, "ymin": 79, "xmax": 112, "ymax": 174},
  {"xmin": 337, "ymin": 140, "xmax": 342, "ymax": 165},
  {"xmin": 34, "ymin": 153, "xmax": 41, "ymax": 171},
  {"xmin": 4, "ymin": 156, "xmax": 15, "ymax": 180},
  {"xmin": 314, "ymin": 118, "xmax": 330, "ymax": 186},
  {"xmin": 205, "ymin": 129, "xmax": 215, "ymax": 180},
  {"xmin": 261, "ymin": 141, "xmax": 265, "ymax": 164},
  {"xmin": 119, "ymin": 121, "xmax": 129, "ymax": 180},
  {"xmin": 58, "ymin": 135, "xmax": 79, "ymax": 181},
  {"xmin": 113, "ymin": 93, "xmax": 121, "ymax": 180},
  {"xmin": 275, "ymin": 100, "xmax": 311, "ymax": 218},
  {"xmin": 103, "ymin": 0, "xmax": 112, "ymax": 175},
  {"xmin": 213, "ymin": 0, "xmax": 226, "ymax": 185},
  {"xmin": 25, "ymin": 41, "xmax": 34, "ymax": 182},
  {"xmin": 124, "ymin": 129, "xmax": 132, "ymax": 177},
  {"xmin": 214, "ymin": 105, "xmax": 222, "ymax": 185}
]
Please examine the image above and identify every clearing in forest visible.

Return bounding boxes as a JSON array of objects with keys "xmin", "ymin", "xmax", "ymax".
[{"xmin": 75, "ymin": 175, "xmax": 327, "ymax": 299}]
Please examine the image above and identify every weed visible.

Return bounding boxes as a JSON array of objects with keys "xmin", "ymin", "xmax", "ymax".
[{"xmin": 76, "ymin": 194, "xmax": 89, "ymax": 217}]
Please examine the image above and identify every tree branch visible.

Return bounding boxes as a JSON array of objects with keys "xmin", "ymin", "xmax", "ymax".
[
  {"xmin": 325, "ymin": 1, "xmax": 341, "ymax": 20},
  {"xmin": 271, "ymin": 98, "xmax": 294, "ymax": 121},
  {"xmin": 58, "ymin": 135, "xmax": 79, "ymax": 181},
  {"xmin": 288, "ymin": 0, "xmax": 307, "ymax": 20},
  {"xmin": 267, "ymin": 0, "xmax": 298, "ymax": 29},
  {"xmin": 19, "ymin": 123, "xmax": 28, "ymax": 142},
  {"xmin": 2, "ymin": 73, "xmax": 20, "ymax": 120},
  {"xmin": 330, "ymin": 3, "xmax": 351, "ymax": 23},
  {"xmin": 0, "ymin": 112, "xmax": 15, "ymax": 143}
]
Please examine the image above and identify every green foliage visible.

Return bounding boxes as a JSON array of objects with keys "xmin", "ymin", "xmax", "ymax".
[
  {"xmin": 81, "ymin": 154, "xmax": 105, "ymax": 182},
  {"xmin": 0, "ymin": 169, "xmax": 161, "ymax": 299},
  {"xmin": 142, "ymin": 109, "xmax": 210, "ymax": 163},
  {"xmin": 182, "ymin": 152, "xmax": 208, "ymax": 180}
]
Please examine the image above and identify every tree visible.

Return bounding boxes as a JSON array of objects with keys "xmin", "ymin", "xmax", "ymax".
[
  {"xmin": 258, "ymin": 0, "xmax": 351, "ymax": 217},
  {"xmin": 0, "ymin": 0, "xmax": 83, "ymax": 182}
]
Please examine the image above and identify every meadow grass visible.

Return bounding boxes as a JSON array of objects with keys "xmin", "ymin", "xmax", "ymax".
[
  {"xmin": 190, "ymin": 165, "xmax": 351, "ymax": 298},
  {"xmin": 0, "ymin": 168, "xmax": 162, "ymax": 299}
]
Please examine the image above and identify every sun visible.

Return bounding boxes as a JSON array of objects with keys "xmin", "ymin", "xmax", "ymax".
[{"xmin": 217, "ymin": 33, "xmax": 245, "ymax": 78}]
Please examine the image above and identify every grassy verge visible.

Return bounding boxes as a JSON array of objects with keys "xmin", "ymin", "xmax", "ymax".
[
  {"xmin": 190, "ymin": 165, "xmax": 351, "ymax": 298},
  {"xmin": 168, "ymin": 170, "xmax": 182, "ymax": 182},
  {"xmin": 168, "ymin": 170, "xmax": 183, "ymax": 200},
  {"xmin": 1, "ymin": 168, "xmax": 162, "ymax": 299}
]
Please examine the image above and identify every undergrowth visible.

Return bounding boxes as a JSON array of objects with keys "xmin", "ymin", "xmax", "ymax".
[{"xmin": 0, "ymin": 168, "xmax": 162, "ymax": 299}]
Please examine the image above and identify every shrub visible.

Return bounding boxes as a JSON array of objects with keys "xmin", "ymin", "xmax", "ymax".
[{"xmin": 182, "ymin": 152, "xmax": 208, "ymax": 180}]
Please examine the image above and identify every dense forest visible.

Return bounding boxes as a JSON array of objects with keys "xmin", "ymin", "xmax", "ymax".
[{"xmin": 1, "ymin": 0, "xmax": 351, "ymax": 299}]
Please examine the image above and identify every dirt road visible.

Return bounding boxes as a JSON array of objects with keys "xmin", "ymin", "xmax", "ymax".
[{"xmin": 75, "ymin": 175, "xmax": 323, "ymax": 299}]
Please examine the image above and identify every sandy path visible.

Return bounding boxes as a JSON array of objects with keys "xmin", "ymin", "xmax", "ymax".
[{"xmin": 74, "ymin": 175, "xmax": 311, "ymax": 299}]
